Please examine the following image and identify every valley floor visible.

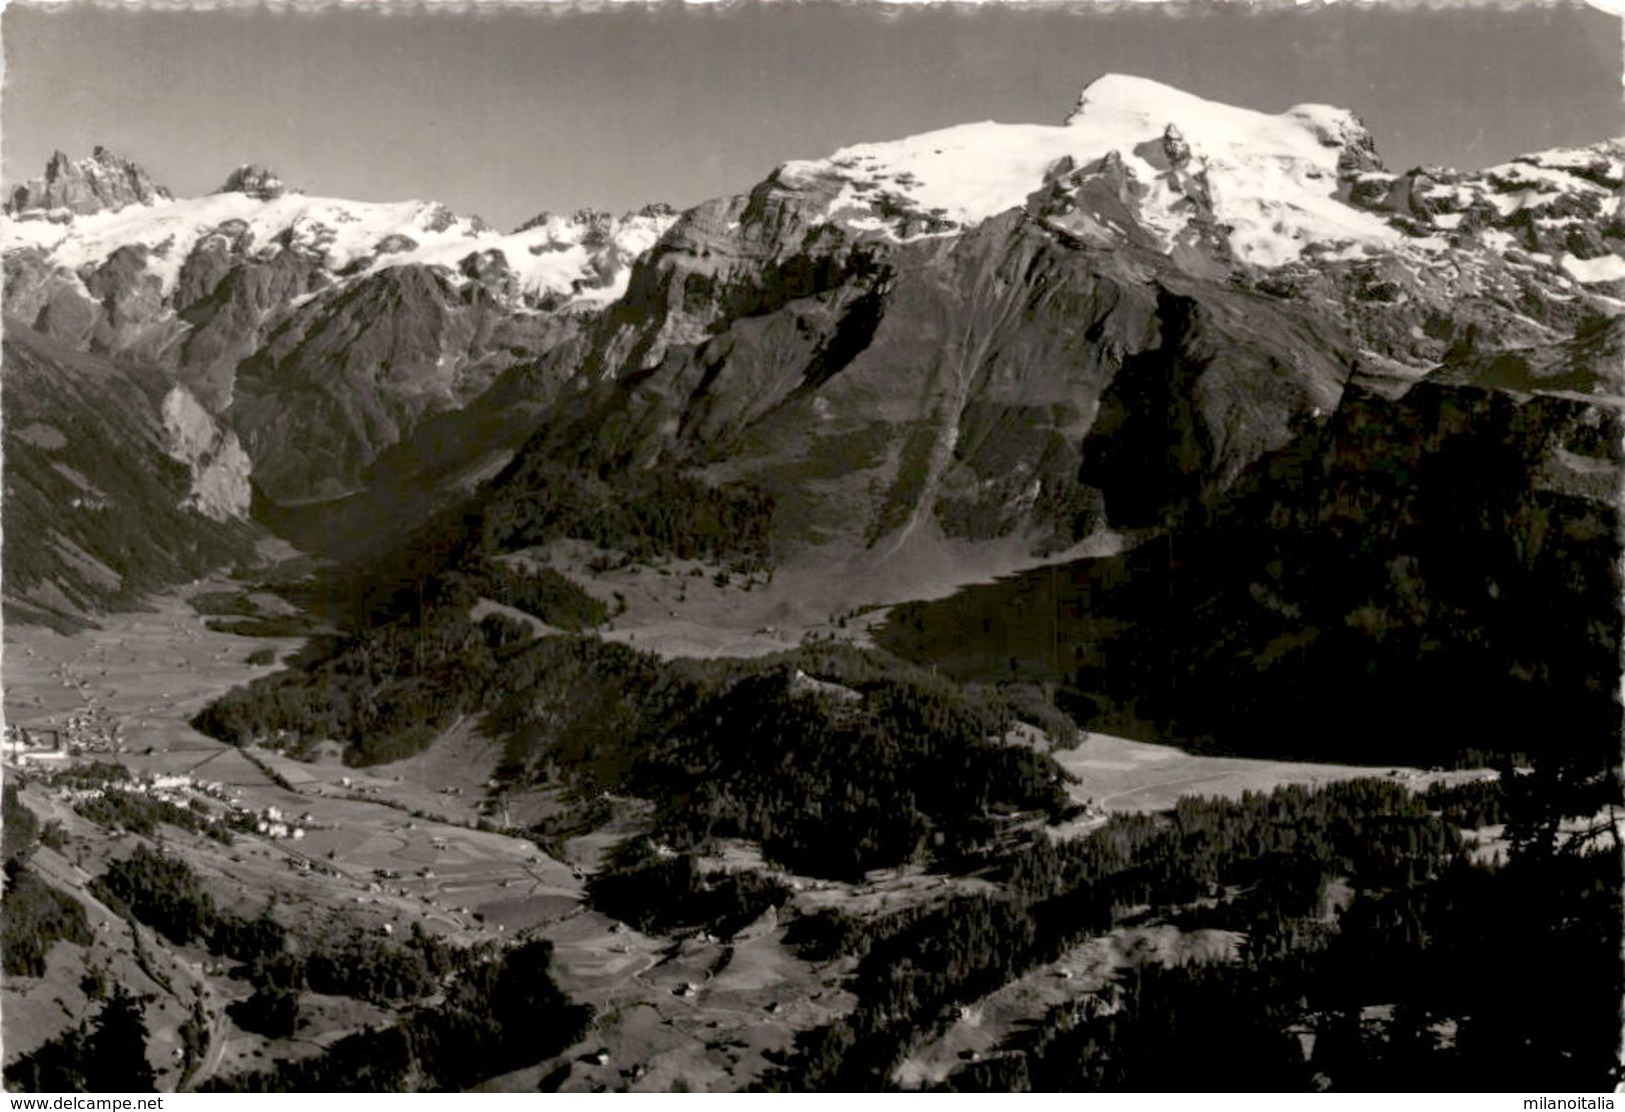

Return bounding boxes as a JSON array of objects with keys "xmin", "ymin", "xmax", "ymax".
[
  {"xmin": 0, "ymin": 579, "xmax": 882, "ymax": 1089},
  {"xmin": 1, "ymin": 573, "xmax": 1496, "ymax": 1092}
]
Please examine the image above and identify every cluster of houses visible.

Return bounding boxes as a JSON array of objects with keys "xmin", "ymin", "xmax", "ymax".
[
  {"xmin": 55, "ymin": 706, "xmax": 119, "ymax": 752},
  {"xmin": 48, "ymin": 769, "xmax": 202, "ymax": 806},
  {"xmin": 252, "ymin": 804, "xmax": 308, "ymax": 841},
  {"xmin": 3, "ymin": 708, "xmax": 122, "ymax": 764},
  {"xmin": 39, "ymin": 764, "xmax": 317, "ymax": 843},
  {"xmin": 2, "ymin": 723, "xmax": 70, "ymax": 767}
]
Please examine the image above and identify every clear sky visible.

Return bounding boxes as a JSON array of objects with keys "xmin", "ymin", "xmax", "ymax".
[{"xmin": 3, "ymin": 1, "xmax": 1621, "ymax": 231}]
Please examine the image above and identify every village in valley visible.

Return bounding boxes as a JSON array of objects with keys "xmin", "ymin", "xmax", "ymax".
[
  {"xmin": 3, "ymin": 3, "xmax": 1619, "ymax": 1090},
  {"xmin": 2, "ymin": 567, "xmax": 1519, "ymax": 1092}
]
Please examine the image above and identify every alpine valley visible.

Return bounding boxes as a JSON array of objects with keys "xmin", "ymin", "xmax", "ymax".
[{"xmin": 3, "ymin": 75, "xmax": 1619, "ymax": 1093}]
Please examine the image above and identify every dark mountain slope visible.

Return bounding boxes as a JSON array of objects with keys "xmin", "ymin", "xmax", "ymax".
[
  {"xmin": 227, "ymin": 263, "xmax": 580, "ymax": 501},
  {"xmin": 493, "ymin": 208, "xmax": 1355, "ymax": 564},
  {"xmin": 881, "ymin": 315, "xmax": 1624, "ymax": 767},
  {"xmin": 2, "ymin": 323, "xmax": 262, "ymax": 630}
]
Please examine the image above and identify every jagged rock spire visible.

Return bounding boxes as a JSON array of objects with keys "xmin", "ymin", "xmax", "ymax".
[
  {"xmin": 5, "ymin": 146, "xmax": 171, "ymax": 216},
  {"xmin": 216, "ymin": 164, "xmax": 289, "ymax": 201}
]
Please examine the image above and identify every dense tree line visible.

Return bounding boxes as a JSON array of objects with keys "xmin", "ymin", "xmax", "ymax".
[
  {"xmin": 46, "ymin": 762, "xmax": 131, "ymax": 790},
  {"xmin": 1, "ymin": 785, "xmax": 95, "ymax": 978},
  {"xmin": 313, "ymin": 457, "xmax": 775, "ymax": 636},
  {"xmin": 3, "ymin": 785, "xmax": 40, "ymax": 866},
  {"xmin": 483, "ymin": 634, "xmax": 689, "ymax": 789},
  {"xmin": 73, "ymin": 788, "xmax": 230, "ymax": 843},
  {"xmin": 9, "ymin": 800, "xmax": 593, "ymax": 1094},
  {"xmin": 479, "ymin": 640, "xmax": 1074, "ymax": 879},
  {"xmin": 188, "ymin": 590, "xmax": 263, "ymax": 618},
  {"xmin": 2, "ymin": 870, "xmax": 93, "ymax": 979},
  {"xmin": 760, "ymin": 773, "xmax": 1620, "ymax": 1092},
  {"xmin": 946, "ymin": 828, "xmax": 1619, "ymax": 1092},
  {"xmin": 93, "ymin": 844, "xmax": 224, "ymax": 949},
  {"xmin": 462, "ymin": 560, "xmax": 609, "ymax": 631},
  {"xmin": 177, "ymin": 998, "xmax": 210, "ymax": 1084},
  {"xmin": 879, "ymin": 437, "xmax": 1620, "ymax": 775},
  {"xmin": 231, "ymin": 943, "xmax": 401, "ymax": 1039},
  {"xmin": 1420, "ymin": 778, "xmax": 1507, "ymax": 830},
  {"xmin": 204, "ymin": 614, "xmax": 328, "ymax": 638},
  {"xmin": 303, "ymin": 923, "xmax": 460, "ymax": 1005},
  {"xmin": 192, "ymin": 559, "xmax": 608, "ymax": 765},
  {"xmin": 618, "ymin": 669, "xmax": 1070, "ymax": 878},
  {"xmin": 186, "ymin": 587, "xmax": 330, "ymax": 638},
  {"xmin": 2, "ymin": 785, "xmax": 88, "ymax": 977},
  {"xmin": 226, "ymin": 924, "xmax": 465, "ymax": 1039},
  {"xmin": 192, "ymin": 595, "xmax": 500, "ymax": 764},
  {"xmin": 202, "ymin": 939, "xmax": 592, "ymax": 1092},
  {"xmin": 1003, "ymin": 779, "xmax": 1460, "ymax": 915},
  {"xmin": 5, "ymin": 988, "xmax": 157, "ymax": 1092},
  {"xmin": 588, "ymin": 848, "xmax": 790, "ymax": 939},
  {"xmin": 475, "ymin": 461, "xmax": 775, "ymax": 569}
]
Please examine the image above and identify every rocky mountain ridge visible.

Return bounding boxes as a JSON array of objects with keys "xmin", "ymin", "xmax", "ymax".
[
  {"xmin": 2, "ymin": 153, "xmax": 678, "ymax": 499},
  {"xmin": 3, "ymin": 156, "xmax": 676, "ymax": 319},
  {"xmin": 467, "ymin": 75, "xmax": 1620, "ymax": 571},
  {"xmin": 7, "ymin": 79, "xmax": 1619, "ymax": 514},
  {"xmin": 5, "ymin": 76, "xmax": 1621, "ymax": 649},
  {"xmin": 433, "ymin": 75, "xmax": 1618, "ymax": 765},
  {"xmin": 5, "ymin": 146, "xmax": 171, "ymax": 218}
]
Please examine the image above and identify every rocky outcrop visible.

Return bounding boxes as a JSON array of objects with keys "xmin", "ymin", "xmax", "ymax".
[
  {"xmin": 160, "ymin": 385, "xmax": 253, "ymax": 521},
  {"xmin": 1, "ymin": 323, "xmax": 261, "ymax": 630},
  {"xmin": 4, "ymin": 147, "xmax": 170, "ymax": 216},
  {"xmin": 1345, "ymin": 140, "xmax": 1625, "ymax": 272},
  {"xmin": 217, "ymin": 164, "xmax": 290, "ymax": 201}
]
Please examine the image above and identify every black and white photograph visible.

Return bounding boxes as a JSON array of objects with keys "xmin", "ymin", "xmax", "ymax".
[{"xmin": 0, "ymin": 0, "xmax": 1621, "ymax": 1095}]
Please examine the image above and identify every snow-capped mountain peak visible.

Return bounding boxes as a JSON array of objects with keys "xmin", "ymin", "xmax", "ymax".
[
  {"xmin": 1, "ymin": 159, "xmax": 678, "ymax": 311},
  {"xmin": 1063, "ymin": 73, "xmax": 1375, "ymax": 168},
  {"xmin": 769, "ymin": 72, "xmax": 1403, "ymax": 268},
  {"xmin": 760, "ymin": 73, "xmax": 1625, "ymax": 291}
]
